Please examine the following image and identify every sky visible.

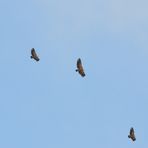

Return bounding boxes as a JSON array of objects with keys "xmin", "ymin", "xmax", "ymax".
[{"xmin": 0, "ymin": 0, "xmax": 148, "ymax": 147}]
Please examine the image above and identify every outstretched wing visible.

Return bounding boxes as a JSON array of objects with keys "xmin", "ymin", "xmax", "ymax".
[
  {"xmin": 77, "ymin": 58, "xmax": 85, "ymax": 77},
  {"xmin": 31, "ymin": 48, "xmax": 40, "ymax": 61},
  {"xmin": 77, "ymin": 58, "xmax": 82, "ymax": 69},
  {"xmin": 130, "ymin": 128, "xmax": 134, "ymax": 135}
]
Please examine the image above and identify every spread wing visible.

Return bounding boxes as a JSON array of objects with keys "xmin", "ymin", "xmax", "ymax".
[
  {"xmin": 77, "ymin": 58, "xmax": 82, "ymax": 69},
  {"xmin": 130, "ymin": 128, "xmax": 134, "ymax": 135},
  {"xmin": 31, "ymin": 48, "xmax": 40, "ymax": 61},
  {"xmin": 76, "ymin": 58, "xmax": 85, "ymax": 77}
]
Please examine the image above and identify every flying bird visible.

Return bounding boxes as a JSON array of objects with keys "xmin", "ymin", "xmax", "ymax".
[
  {"xmin": 76, "ymin": 58, "xmax": 85, "ymax": 77},
  {"xmin": 30, "ymin": 48, "xmax": 40, "ymax": 61},
  {"xmin": 128, "ymin": 127, "xmax": 136, "ymax": 141}
]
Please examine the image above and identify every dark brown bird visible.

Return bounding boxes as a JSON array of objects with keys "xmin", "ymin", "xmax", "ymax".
[
  {"xmin": 30, "ymin": 48, "xmax": 40, "ymax": 61},
  {"xmin": 76, "ymin": 58, "xmax": 85, "ymax": 77},
  {"xmin": 128, "ymin": 127, "xmax": 136, "ymax": 141}
]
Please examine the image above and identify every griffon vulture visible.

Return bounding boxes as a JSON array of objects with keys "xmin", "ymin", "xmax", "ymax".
[
  {"xmin": 30, "ymin": 48, "xmax": 40, "ymax": 61},
  {"xmin": 128, "ymin": 127, "xmax": 136, "ymax": 141},
  {"xmin": 76, "ymin": 58, "xmax": 85, "ymax": 77}
]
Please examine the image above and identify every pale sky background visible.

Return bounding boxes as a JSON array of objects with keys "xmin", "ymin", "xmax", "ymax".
[{"xmin": 0, "ymin": 0, "xmax": 148, "ymax": 148}]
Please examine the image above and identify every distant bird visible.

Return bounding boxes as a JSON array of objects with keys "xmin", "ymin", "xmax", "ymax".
[
  {"xmin": 30, "ymin": 48, "xmax": 40, "ymax": 61},
  {"xmin": 128, "ymin": 127, "xmax": 136, "ymax": 141},
  {"xmin": 76, "ymin": 58, "xmax": 85, "ymax": 77}
]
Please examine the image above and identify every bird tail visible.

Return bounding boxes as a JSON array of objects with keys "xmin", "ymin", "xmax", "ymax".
[
  {"xmin": 82, "ymin": 73, "xmax": 85, "ymax": 77},
  {"xmin": 36, "ymin": 58, "xmax": 40, "ymax": 61}
]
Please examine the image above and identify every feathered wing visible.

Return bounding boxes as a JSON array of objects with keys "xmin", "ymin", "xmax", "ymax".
[
  {"xmin": 77, "ymin": 58, "xmax": 82, "ymax": 69},
  {"xmin": 31, "ymin": 48, "xmax": 40, "ymax": 61},
  {"xmin": 130, "ymin": 128, "xmax": 134, "ymax": 135},
  {"xmin": 76, "ymin": 58, "xmax": 85, "ymax": 77}
]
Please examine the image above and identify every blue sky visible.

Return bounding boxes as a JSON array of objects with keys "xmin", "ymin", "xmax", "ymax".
[{"xmin": 0, "ymin": 0, "xmax": 148, "ymax": 147}]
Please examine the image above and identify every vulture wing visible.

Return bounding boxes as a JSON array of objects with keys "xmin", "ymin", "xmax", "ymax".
[{"xmin": 130, "ymin": 128, "xmax": 134, "ymax": 135}]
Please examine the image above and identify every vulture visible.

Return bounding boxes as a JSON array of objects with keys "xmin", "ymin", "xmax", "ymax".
[
  {"xmin": 76, "ymin": 58, "xmax": 85, "ymax": 77},
  {"xmin": 128, "ymin": 127, "xmax": 136, "ymax": 141},
  {"xmin": 30, "ymin": 48, "xmax": 40, "ymax": 61}
]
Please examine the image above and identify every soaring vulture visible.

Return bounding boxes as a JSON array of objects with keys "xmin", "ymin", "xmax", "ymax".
[
  {"xmin": 128, "ymin": 127, "xmax": 136, "ymax": 141},
  {"xmin": 76, "ymin": 58, "xmax": 85, "ymax": 77},
  {"xmin": 30, "ymin": 48, "xmax": 40, "ymax": 61}
]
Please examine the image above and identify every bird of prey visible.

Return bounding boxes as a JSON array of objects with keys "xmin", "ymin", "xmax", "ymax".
[
  {"xmin": 128, "ymin": 127, "xmax": 136, "ymax": 141},
  {"xmin": 76, "ymin": 58, "xmax": 85, "ymax": 77},
  {"xmin": 30, "ymin": 48, "xmax": 40, "ymax": 61}
]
